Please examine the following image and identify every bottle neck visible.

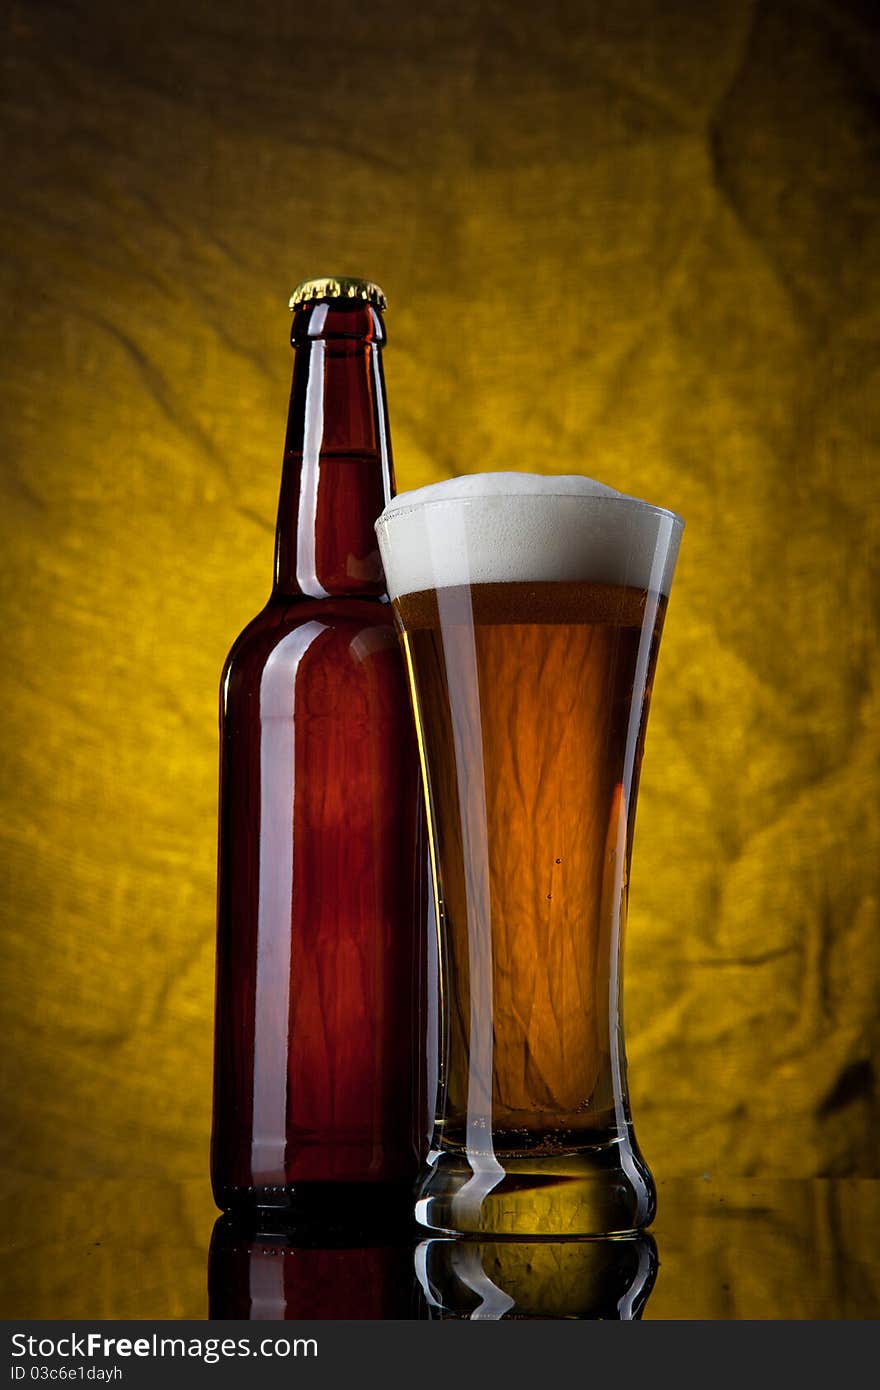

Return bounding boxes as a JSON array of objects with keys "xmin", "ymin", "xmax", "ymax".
[{"xmin": 273, "ymin": 301, "xmax": 394, "ymax": 599}]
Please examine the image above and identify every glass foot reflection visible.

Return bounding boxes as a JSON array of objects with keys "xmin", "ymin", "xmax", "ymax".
[{"xmin": 415, "ymin": 1234, "xmax": 658, "ymax": 1320}]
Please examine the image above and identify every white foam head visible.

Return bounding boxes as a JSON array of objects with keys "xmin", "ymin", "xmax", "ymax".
[{"xmin": 375, "ymin": 472, "xmax": 683, "ymax": 600}]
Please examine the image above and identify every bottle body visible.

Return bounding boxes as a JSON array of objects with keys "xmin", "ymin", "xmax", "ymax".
[
  {"xmin": 211, "ymin": 285, "xmax": 425, "ymax": 1214},
  {"xmin": 212, "ymin": 594, "xmax": 424, "ymax": 1209}
]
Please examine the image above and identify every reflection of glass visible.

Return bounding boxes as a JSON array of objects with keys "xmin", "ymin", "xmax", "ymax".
[
  {"xmin": 208, "ymin": 1216, "xmax": 422, "ymax": 1320},
  {"xmin": 416, "ymin": 1235, "xmax": 658, "ymax": 1319},
  {"xmin": 377, "ymin": 478, "xmax": 683, "ymax": 1235}
]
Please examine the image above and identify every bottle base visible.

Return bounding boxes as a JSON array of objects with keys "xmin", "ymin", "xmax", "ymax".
[
  {"xmin": 213, "ymin": 1179, "xmax": 418, "ymax": 1240},
  {"xmin": 414, "ymin": 1136, "xmax": 655, "ymax": 1237}
]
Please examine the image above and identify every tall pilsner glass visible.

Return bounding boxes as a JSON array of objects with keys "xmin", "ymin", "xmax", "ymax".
[{"xmin": 376, "ymin": 474, "xmax": 683, "ymax": 1236}]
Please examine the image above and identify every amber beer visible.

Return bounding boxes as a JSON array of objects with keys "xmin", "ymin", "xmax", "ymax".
[
  {"xmin": 376, "ymin": 475, "xmax": 683, "ymax": 1236},
  {"xmin": 396, "ymin": 579, "xmax": 665, "ymax": 1133}
]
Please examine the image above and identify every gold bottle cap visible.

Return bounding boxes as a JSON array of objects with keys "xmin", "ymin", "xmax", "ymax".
[{"xmin": 288, "ymin": 276, "xmax": 387, "ymax": 311}]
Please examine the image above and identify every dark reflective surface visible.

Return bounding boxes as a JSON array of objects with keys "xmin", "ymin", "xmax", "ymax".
[
  {"xmin": 2, "ymin": 1181, "xmax": 879, "ymax": 1318},
  {"xmin": 206, "ymin": 1215, "xmax": 657, "ymax": 1320}
]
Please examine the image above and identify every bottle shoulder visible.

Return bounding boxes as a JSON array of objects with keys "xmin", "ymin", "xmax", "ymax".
[
  {"xmin": 224, "ymin": 593, "xmax": 392, "ymax": 653},
  {"xmin": 220, "ymin": 594, "xmax": 400, "ymax": 703}
]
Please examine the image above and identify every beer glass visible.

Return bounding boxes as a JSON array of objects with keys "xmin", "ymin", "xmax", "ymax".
[{"xmin": 376, "ymin": 474, "xmax": 683, "ymax": 1236}]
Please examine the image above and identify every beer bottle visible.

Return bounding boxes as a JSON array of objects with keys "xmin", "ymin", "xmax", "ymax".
[{"xmin": 211, "ymin": 277, "xmax": 425, "ymax": 1218}]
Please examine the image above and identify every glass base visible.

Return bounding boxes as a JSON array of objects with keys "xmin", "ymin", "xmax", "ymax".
[{"xmin": 414, "ymin": 1135, "xmax": 655, "ymax": 1236}]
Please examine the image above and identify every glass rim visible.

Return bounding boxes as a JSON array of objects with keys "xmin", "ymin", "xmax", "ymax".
[{"xmin": 377, "ymin": 491, "xmax": 685, "ymax": 531}]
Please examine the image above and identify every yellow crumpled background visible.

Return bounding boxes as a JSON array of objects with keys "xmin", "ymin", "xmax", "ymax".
[{"xmin": 1, "ymin": 0, "xmax": 877, "ymax": 1209}]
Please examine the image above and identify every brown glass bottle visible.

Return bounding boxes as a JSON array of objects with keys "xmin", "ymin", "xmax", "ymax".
[{"xmin": 211, "ymin": 279, "xmax": 425, "ymax": 1217}]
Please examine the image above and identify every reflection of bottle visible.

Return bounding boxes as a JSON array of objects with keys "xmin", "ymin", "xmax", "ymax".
[
  {"xmin": 415, "ymin": 1235, "xmax": 657, "ymax": 1319},
  {"xmin": 211, "ymin": 278, "xmax": 425, "ymax": 1216},
  {"xmin": 208, "ymin": 1216, "xmax": 424, "ymax": 1320}
]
